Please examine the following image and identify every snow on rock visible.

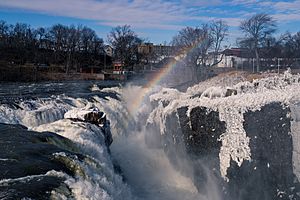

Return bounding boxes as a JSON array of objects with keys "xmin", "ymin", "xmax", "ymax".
[
  {"xmin": 147, "ymin": 70, "xmax": 300, "ymax": 180},
  {"xmin": 218, "ymin": 108, "xmax": 250, "ymax": 181},
  {"xmin": 150, "ymin": 88, "xmax": 183, "ymax": 106},
  {"xmin": 200, "ymin": 87, "xmax": 226, "ymax": 99}
]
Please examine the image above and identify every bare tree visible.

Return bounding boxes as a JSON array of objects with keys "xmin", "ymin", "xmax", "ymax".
[
  {"xmin": 0, "ymin": 20, "xmax": 109, "ymax": 75},
  {"xmin": 240, "ymin": 13, "xmax": 277, "ymax": 72},
  {"xmin": 35, "ymin": 27, "xmax": 48, "ymax": 49},
  {"xmin": 107, "ymin": 25, "xmax": 143, "ymax": 69},
  {"xmin": 0, "ymin": 21, "xmax": 9, "ymax": 39},
  {"xmin": 172, "ymin": 25, "xmax": 213, "ymax": 82},
  {"xmin": 79, "ymin": 26, "xmax": 104, "ymax": 68},
  {"xmin": 0, "ymin": 20, "xmax": 10, "ymax": 49},
  {"xmin": 291, "ymin": 32, "xmax": 300, "ymax": 59},
  {"xmin": 50, "ymin": 24, "xmax": 68, "ymax": 64},
  {"xmin": 11, "ymin": 23, "xmax": 35, "ymax": 64},
  {"xmin": 210, "ymin": 20, "xmax": 228, "ymax": 66},
  {"xmin": 279, "ymin": 32, "xmax": 300, "ymax": 59},
  {"xmin": 65, "ymin": 25, "xmax": 80, "ymax": 73}
]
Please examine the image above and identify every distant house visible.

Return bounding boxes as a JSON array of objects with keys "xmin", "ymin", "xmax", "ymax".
[
  {"xmin": 112, "ymin": 61, "xmax": 125, "ymax": 74},
  {"xmin": 138, "ymin": 43, "xmax": 177, "ymax": 64},
  {"xmin": 207, "ymin": 48, "xmax": 254, "ymax": 69},
  {"xmin": 138, "ymin": 43, "xmax": 153, "ymax": 55},
  {"xmin": 208, "ymin": 48, "xmax": 300, "ymax": 70}
]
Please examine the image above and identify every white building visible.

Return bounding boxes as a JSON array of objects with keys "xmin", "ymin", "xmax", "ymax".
[{"xmin": 207, "ymin": 48, "xmax": 253, "ymax": 69}]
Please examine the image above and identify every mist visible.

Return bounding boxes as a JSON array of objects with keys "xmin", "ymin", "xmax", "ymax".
[{"xmin": 110, "ymin": 85, "xmax": 223, "ymax": 200}]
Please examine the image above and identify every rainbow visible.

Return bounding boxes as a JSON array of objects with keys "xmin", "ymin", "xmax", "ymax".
[
  {"xmin": 128, "ymin": 42, "xmax": 201, "ymax": 115},
  {"xmin": 128, "ymin": 58, "xmax": 178, "ymax": 115}
]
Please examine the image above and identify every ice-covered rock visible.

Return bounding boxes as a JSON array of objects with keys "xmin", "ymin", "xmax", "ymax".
[
  {"xmin": 146, "ymin": 70, "xmax": 300, "ymax": 199},
  {"xmin": 64, "ymin": 107, "xmax": 112, "ymax": 146}
]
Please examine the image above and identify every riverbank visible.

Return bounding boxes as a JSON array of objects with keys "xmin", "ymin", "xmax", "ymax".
[{"xmin": 0, "ymin": 64, "xmax": 107, "ymax": 82}]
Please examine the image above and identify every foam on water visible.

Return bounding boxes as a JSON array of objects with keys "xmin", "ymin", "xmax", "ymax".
[
  {"xmin": 33, "ymin": 116, "xmax": 133, "ymax": 199},
  {"xmin": 0, "ymin": 80, "xmax": 222, "ymax": 199},
  {"xmin": 1, "ymin": 71, "xmax": 300, "ymax": 199},
  {"xmin": 0, "ymin": 87, "xmax": 135, "ymax": 199}
]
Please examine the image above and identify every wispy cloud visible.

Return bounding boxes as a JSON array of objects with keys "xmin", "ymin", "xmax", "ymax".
[
  {"xmin": 0, "ymin": 0, "xmax": 251, "ymax": 30},
  {"xmin": 273, "ymin": 0, "xmax": 300, "ymax": 12},
  {"xmin": 0, "ymin": 0, "xmax": 300, "ymax": 32},
  {"xmin": 272, "ymin": 13, "xmax": 300, "ymax": 22},
  {"xmin": 264, "ymin": 0, "xmax": 300, "ymax": 22},
  {"xmin": 0, "ymin": 0, "xmax": 188, "ymax": 30},
  {"xmin": 230, "ymin": 0, "xmax": 257, "ymax": 6},
  {"xmin": 180, "ymin": 0, "xmax": 222, "ymax": 7}
]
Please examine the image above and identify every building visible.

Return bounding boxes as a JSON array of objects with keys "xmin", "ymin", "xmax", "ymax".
[
  {"xmin": 138, "ymin": 43, "xmax": 177, "ymax": 64},
  {"xmin": 207, "ymin": 48, "xmax": 254, "ymax": 69},
  {"xmin": 112, "ymin": 61, "xmax": 124, "ymax": 74},
  {"xmin": 208, "ymin": 48, "xmax": 299, "ymax": 71}
]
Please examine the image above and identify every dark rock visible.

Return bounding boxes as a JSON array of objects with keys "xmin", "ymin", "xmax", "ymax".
[
  {"xmin": 84, "ymin": 111, "xmax": 113, "ymax": 146},
  {"xmin": 162, "ymin": 106, "xmax": 226, "ymax": 194},
  {"xmin": 83, "ymin": 111, "xmax": 106, "ymax": 125},
  {"xmin": 162, "ymin": 109, "xmax": 186, "ymax": 166},
  {"xmin": 0, "ymin": 123, "xmax": 81, "ymax": 199},
  {"xmin": 66, "ymin": 108, "xmax": 113, "ymax": 147},
  {"xmin": 0, "ymin": 176, "xmax": 71, "ymax": 200},
  {"xmin": 162, "ymin": 102, "xmax": 300, "ymax": 199},
  {"xmin": 225, "ymin": 88, "xmax": 237, "ymax": 97},
  {"xmin": 179, "ymin": 106, "xmax": 226, "ymax": 194},
  {"xmin": 187, "ymin": 106, "xmax": 226, "ymax": 157},
  {"xmin": 226, "ymin": 103, "xmax": 300, "ymax": 200}
]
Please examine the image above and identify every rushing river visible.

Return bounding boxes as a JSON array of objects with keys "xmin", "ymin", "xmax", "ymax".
[
  {"xmin": 1, "ymin": 71, "xmax": 300, "ymax": 200},
  {"xmin": 0, "ymin": 80, "xmax": 210, "ymax": 200}
]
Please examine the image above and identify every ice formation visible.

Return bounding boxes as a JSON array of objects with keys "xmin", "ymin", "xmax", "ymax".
[
  {"xmin": 147, "ymin": 70, "xmax": 300, "ymax": 180},
  {"xmin": 1, "ymin": 70, "xmax": 300, "ymax": 199}
]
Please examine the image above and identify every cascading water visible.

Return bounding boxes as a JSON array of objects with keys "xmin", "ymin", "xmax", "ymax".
[
  {"xmin": 109, "ymin": 85, "xmax": 221, "ymax": 200},
  {"xmin": 0, "ymin": 79, "xmax": 223, "ymax": 200},
  {"xmin": 1, "ymin": 70, "xmax": 300, "ymax": 200}
]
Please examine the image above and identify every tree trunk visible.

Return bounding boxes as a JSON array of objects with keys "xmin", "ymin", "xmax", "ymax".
[
  {"xmin": 255, "ymin": 48, "xmax": 260, "ymax": 72},
  {"xmin": 66, "ymin": 51, "xmax": 71, "ymax": 74},
  {"xmin": 210, "ymin": 54, "xmax": 224, "ymax": 67}
]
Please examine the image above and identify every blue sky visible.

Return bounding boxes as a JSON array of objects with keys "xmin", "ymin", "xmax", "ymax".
[{"xmin": 0, "ymin": 0, "xmax": 300, "ymax": 46}]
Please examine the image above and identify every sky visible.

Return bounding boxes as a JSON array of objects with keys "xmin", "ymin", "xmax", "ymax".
[{"xmin": 0, "ymin": 0, "xmax": 300, "ymax": 46}]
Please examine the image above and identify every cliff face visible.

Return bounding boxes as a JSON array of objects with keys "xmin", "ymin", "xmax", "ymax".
[
  {"xmin": 146, "ymin": 71, "xmax": 300, "ymax": 199},
  {"xmin": 176, "ymin": 106, "xmax": 226, "ymax": 194},
  {"xmin": 227, "ymin": 103, "xmax": 299, "ymax": 199},
  {"xmin": 160, "ymin": 103, "xmax": 300, "ymax": 199}
]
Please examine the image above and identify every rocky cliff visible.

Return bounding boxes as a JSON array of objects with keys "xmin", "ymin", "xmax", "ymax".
[{"xmin": 147, "ymin": 70, "xmax": 300, "ymax": 199}]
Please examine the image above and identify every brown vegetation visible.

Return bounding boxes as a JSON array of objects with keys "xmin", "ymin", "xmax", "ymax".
[{"xmin": 0, "ymin": 63, "xmax": 104, "ymax": 82}]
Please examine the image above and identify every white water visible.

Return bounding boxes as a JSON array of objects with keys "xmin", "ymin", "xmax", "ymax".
[
  {"xmin": 1, "ymin": 70, "xmax": 300, "ymax": 199},
  {"xmin": 109, "ymin": 85, "xmax": 222, "ymax": 200},
  {"xmin": 0, "ymin": 84, "xmax": 209, "ymax": 199}
]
